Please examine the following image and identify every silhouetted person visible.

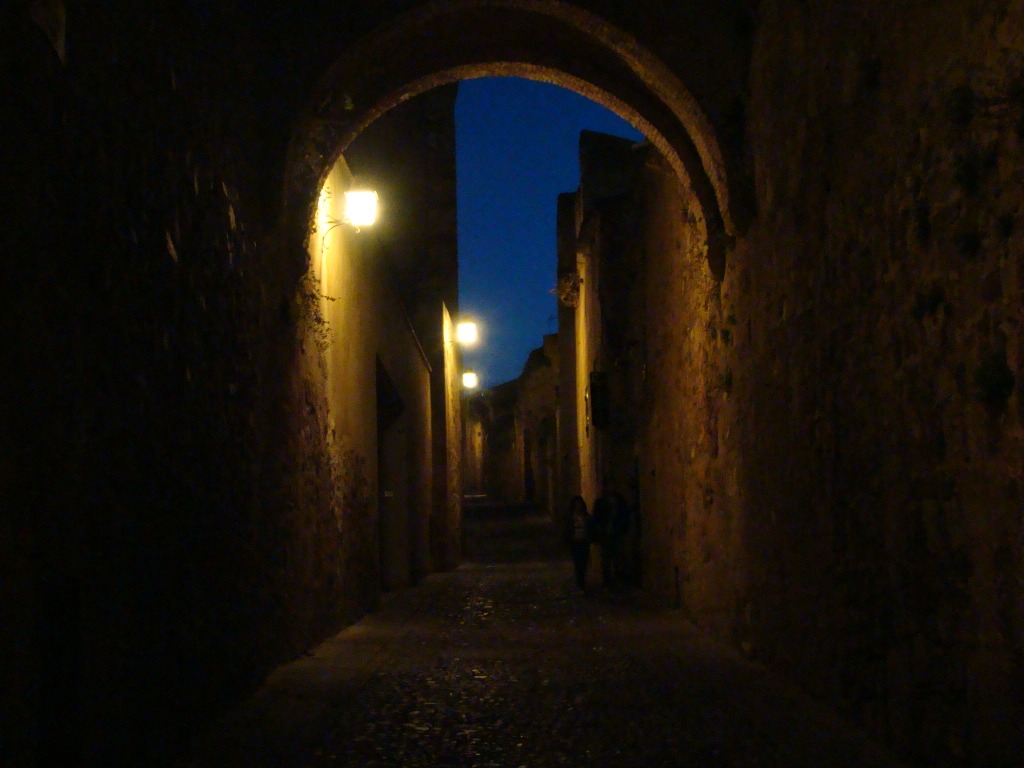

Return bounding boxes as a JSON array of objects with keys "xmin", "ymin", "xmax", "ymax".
[
  {"xmin": 591, "ymin": 479, "xmax": 628, "ymax": 588},
  {"xmin": 564, "ymin": 495, "xmax": 591, "ymax": 589},
  {"xmin": 627, "ymin": 494, "xmax": 641, "ymax": 587},
  {"xmin": 610, "ymin": 488, "xmax": 632, "ymax": 586}
]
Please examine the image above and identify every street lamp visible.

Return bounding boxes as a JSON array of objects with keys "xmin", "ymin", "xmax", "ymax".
[
  {"xmin": 343, "ymin": 179, "xmax": 379, "ymax": 228},
  {"xmin": 455, "ymin": 320, "xmax": 479, "ymax": 346},
  {"xmin": 462, "ymin": 370, "xmax": 479, "ymax": 390}
]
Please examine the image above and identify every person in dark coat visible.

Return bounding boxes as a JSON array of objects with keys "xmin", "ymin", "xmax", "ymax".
[
  {"xmin": 591, "ymin": 479, "xmax": 625, "ymax": 588},
  {"xmin": 565, "ymin": 495, "xmax": 591, "ymax": 590}
]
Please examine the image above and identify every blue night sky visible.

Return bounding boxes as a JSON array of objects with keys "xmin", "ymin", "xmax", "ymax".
[{"xmin": 455, "ymin": 78, "xmax": 644, "ymax": 388}]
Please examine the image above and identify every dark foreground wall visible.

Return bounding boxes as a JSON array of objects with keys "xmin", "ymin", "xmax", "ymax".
[
  {"xmin": 1, "ymin": 5, "xmax": 341, "ymax": 764},
  {"xmin": 743, "ymin": 5, "xmax": 1023, "ymax": 763},
  {"xmin": 613, "ymin": 3, "xmax": 1023, "ymax": 766},
  {"xmin": 0, "ymin": 3, "xmax": 453, "ymax": 766}
]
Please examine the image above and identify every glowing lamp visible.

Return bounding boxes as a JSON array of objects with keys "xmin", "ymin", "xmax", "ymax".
[
  {"xmin": 462, "ymin": 371, "xmax": 479, "ymax": 390},
  {"xmin": 343, "ymin": 187, "xmax": 379, "ymax": 227},
  {"xmin": 455, "ymin": 320, "xmax": 479, "ymax": 346}
]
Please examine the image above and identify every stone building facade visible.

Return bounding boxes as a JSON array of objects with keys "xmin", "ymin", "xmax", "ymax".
[
  {"xmin": 520, "ymin": 335, "xmax": 561, "ymax": 518},
  {"xmin": 557, "ymin": 132, "xmax": 646, "ymax": 510},
  {"xmin": 461, "ymin": 337, "xmax": 560, "ymax": 515},
  {"xmin": 562, "ymin": 78, "xmax": 1024, "ymax": 764}
]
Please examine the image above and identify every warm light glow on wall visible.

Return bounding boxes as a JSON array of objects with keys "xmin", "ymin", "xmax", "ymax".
[
  {"xmin": 344, "ymin": 189, "xmax": 379, "ymax": 227},
  {"xmin": 317, "ymin": 182, "xmax": 333, "ymax": 235},
  {"xmin": 462, "ymin": 371, "xmax": 479, "ymax": 389},
  {"xmin": 455, "ymin": 321, "xmax": 479, "ymax": 346}
]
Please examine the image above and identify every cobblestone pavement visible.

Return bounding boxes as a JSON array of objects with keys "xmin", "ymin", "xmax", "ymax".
[{"xmin": 181, "ymin": 506, "xmax": 906, "ymax": 768}]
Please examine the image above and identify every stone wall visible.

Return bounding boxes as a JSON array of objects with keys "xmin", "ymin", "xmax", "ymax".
[
  {"xmin": 1, "ymin": 7, "xmax": 332, "ymax": 761},
  {"xmin": 737, "ymin": 5, "xmax": 1023, "ymax": 763},
  {"xmin": 0, "ymin": 3, "xmax": 456, "ymax": 765},
  {"xmin": 433, "ymin": 304, "xmax": 464, "ymax": 571},
  {"xmin": 308, "ymin": 156, "xmax": 434, "ymax": 592},
  {"xmin": 481, "ymin": 380, "xmax": 526, "ymax": 503},
  {"xmin": 463, "ymin": 342, "xmax": 560, "ymax": 511},
  {"xmin": 462, "ymin": 394, "xmax": 486, "ymax": 498},
  {"xmin": 557, "ymin": 192, "xmax": 584, "ymax": 498},
  {"xmin": 345, "ymin": 84, "xmax": 461, "ymax": 573},
  {"xmin": 579, "ymin": 3, "xmax": 1024, "ymax": 764},
  {"xmin": 519, "ymin": 336, "xmax": 560, "ymax": 517},
  {"xmin": 628, "ymin": 148, "xmax": 744, "ymax": 640}
]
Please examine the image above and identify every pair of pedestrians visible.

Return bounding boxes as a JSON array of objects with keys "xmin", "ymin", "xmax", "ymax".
[{"xmin": 564, "ymin": 480, "xmax": 631, "ymax": 590}]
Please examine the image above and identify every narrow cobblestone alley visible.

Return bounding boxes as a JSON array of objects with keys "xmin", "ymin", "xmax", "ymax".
[{"xmin": 181, "ymin": 505, "xmax": 906, "ymax": 768}]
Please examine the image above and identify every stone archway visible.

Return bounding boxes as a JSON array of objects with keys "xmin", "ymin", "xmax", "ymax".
[{"xmin": 282, "ymin": 0, "xmax": 745, "ymax": 279}]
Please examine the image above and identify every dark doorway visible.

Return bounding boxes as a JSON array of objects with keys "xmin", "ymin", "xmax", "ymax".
[{"xmin": 376, "ymin": 358, "xmax": 410, "ymax": 590}]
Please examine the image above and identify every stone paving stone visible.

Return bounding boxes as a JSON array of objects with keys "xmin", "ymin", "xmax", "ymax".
[{"xmin": 180, "ymin": 510, "xmax": 907, "ymax": 768}]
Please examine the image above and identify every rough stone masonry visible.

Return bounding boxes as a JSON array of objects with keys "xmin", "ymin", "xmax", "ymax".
[{"xmin": 1, "ymin": 2, "xmax": 1021, "ymax": 767}]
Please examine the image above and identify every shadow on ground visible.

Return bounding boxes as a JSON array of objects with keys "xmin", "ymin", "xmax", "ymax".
[
  {"xmin": 462, "ymin": 499, "xmax": 564, "ymax": 564},
  {"xmin": 180, "ymin": 500, "xmax": 908, "ymax": 768}
]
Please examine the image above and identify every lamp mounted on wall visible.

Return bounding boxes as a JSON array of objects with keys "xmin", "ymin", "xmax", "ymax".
[
  {"xmin": 462, "ymin": 370, "xmax": 479, "ymax": 390},
  {"xmin": 343, "ymin": 178, "xmax": 379, "ymax": 229},
  {"xmin": 455, "ymin": 319, "xmax": 479, "ymax": 346},
  {"xmin": 315, "ymin": 176, "xmax": 379, "ymax": 241}
]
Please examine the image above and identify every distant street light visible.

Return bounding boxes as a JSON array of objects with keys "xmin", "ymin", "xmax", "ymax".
[
  {"xmin": 455, "ymin": 320, "xmax": 479, "ymax": 346},
  {"xmin": 462, "ymin": 370, "xmax": 479, "ymax": 390}
]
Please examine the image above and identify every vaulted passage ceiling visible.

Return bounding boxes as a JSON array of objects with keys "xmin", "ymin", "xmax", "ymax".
[{"xmin": 283, "ymin": 0, "xmax": 757, "ymax": 277}]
